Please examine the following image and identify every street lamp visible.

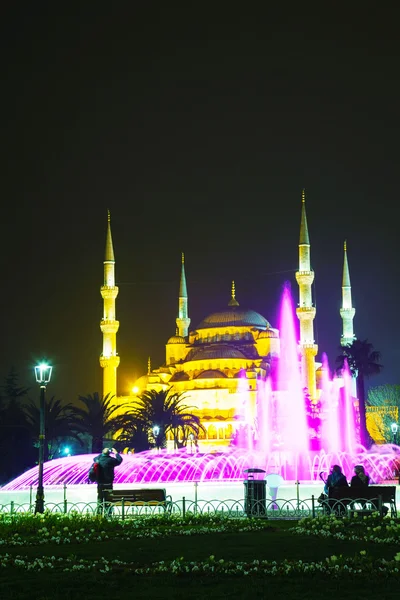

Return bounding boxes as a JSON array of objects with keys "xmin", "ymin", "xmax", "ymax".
[
  {"xmin": 153, "ymin": 425, "xmax": 160, "ymax": 450},
  {"xmin": 391, "ymin": 422, "xmax": 398, "ymax": 445},
  {"xmin": 34, "ymin": 363, "xmax": 52, "ymax": 514}
]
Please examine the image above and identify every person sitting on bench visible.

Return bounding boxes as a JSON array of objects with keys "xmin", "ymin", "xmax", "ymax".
[
  {"xmin": 324, "ymin": 465, "xmax": 348, "ymax": 495},
  {"xmin": 351, "ymin": 465, "xmax": 370, "ymax": 488},
  {"xmin": 350, "ymin": 464, "xmax": 370, "ymax": 510},
  {"xmin": 322, "ymin": 465, "xmax": 348, "ymax": 514},
  {"xmin": 351, "ymin": 464, "xmax": 388, "ymax": 515}
]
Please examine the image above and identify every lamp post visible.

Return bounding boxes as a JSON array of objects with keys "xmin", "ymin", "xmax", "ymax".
[
  {"xmin": 391, "ymin": 422, "xmax": 398, "ymax": 445},
  {"xmin": 153, "ymin": 425, "xmax": 160, "ymax": 450},
  {"xmin": 34, "ymin": 363, "xmax": 52, "ymax": 514}
]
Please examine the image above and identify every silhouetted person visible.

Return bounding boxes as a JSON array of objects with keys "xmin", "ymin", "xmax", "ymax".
[
  {"xmin": 351, "ymin": 464, "xmax": 370, "ymax": 489},
  {"xmin": 324, "ymin": 464, "xmax": 348, "ymax": 495},
  {"xmin": 93, "ymin": 447, "xmax": 122, "ymax": 514},
  {"xmin": 350, "ymin": 464, "xmax": 370, "ymax": 510}
]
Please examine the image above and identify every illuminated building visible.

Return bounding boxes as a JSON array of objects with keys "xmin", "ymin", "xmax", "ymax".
[{"xmin": 99, "ymin": 192, "xmax": 373, "ymax": 451}]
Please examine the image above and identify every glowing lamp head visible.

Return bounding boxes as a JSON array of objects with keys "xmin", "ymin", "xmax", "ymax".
[
  {"xmin": 63, "ymin": 447, "xmax": 70, "ymax": 455},
  {"xmin": 132, "ymin": 386, "xmax": 139, "ymax": 395},
  {"xmin": 34, "ymin": 363, "xmax": 52, "ymax": 385},
  {"xmin": 391, "ymin": 422, "xmax": 398, "ymax": 435},
  {"xmin": 153, "ymin": 425, "xmax": 160, "ymax": 437}
]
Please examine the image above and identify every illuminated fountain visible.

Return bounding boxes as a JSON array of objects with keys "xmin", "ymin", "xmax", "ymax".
[{"xmin": 2, "ymin": 285, "xmax": 399, "ymax": 494}]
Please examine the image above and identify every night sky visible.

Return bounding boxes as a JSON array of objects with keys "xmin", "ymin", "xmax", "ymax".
[{"xmin": 1, "ymin": 7, "xmax": 399, "ymax": 403}]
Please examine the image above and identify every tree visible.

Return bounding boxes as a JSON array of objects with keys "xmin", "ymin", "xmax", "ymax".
[
  {"xmin": 125, "ymin": 388, "xmax": 204, "ymax": 450},
  {"xmin": 75, "ymin": 392, "xmax": 129, "ymax": 453},
  {"xmin": 336, "ymin": 339, "xmax": 383, "ymax": 447},
  {"xmin": 0, "ymin": 368, "xmax": 33, "ymax": 484},
  {"xmin": 367, "ymin": 384, "xmax": 400, "ymax": 443},
  {"xmin": 116, "ymin": 419, "xmax": 151, "ymax": 453},
  {"xmin": 2, "ymin": 366, "xmax": 30, "ymax": 401},
  {"xmin": 24, "ymin": 396, "xmax": 84, "ymax": 460}
]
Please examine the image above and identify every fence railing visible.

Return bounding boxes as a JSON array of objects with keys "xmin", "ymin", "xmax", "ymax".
[{"xmin": 0, "ymin": 495, "xmax": 396, "ymax": 519}]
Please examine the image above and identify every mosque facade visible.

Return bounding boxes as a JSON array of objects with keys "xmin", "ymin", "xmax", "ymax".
[{"xmin": 99, "ymin": 191, "xmax": 365, "ymax": 451}]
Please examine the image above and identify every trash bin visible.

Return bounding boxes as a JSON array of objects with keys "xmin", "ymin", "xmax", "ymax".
[{"xmin": 243, "ymin": 468, "xmax": 267, "ymax": 517}]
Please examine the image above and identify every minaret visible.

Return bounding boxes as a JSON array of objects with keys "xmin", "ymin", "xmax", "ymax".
[
  {"xmin": 176, "ymin": 252, "xmax": 191, "ymax": 338},
  {"xmin": 99, "ymin": 211, "xmax": 120, "ymax": 400},
  {"xmin": 340, "ymin": 240, "xmax": 356, "ymax": 346},
  {"xmin": 295, "ymin": 189, "xmax": 318, "ymax": 399}
]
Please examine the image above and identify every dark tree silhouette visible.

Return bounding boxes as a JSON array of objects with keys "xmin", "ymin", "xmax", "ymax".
[
  {"xmin": 125, "ymin": 388, "xmax": 204, "ymax": 450},
  {"xmin": 24, "ymin": 396, "xmax": 83, "ymax": 460},
  {"xmin": 117, "ymin": 419, "xmax": 151, "ymax": 453},
  {"xmin": 0, "ymin": 368, "xmax": 33, "ymax": 484},
  {"xmin": 75, "ymin": 392, "xmax": 129, "ymax": 453},
  {"xmin": 336, "ymin": 339, "xmax": 383, "ymax": 447}
]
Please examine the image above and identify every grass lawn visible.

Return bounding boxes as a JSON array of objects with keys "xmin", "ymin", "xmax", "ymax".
[
  {"xmin": 0, "ymin": 519, "xmax": 399, "ymax": 599},
  {"xmin": 1, "ymin": 571, "xmax": 399, "ymax": 600},
  {"xmin": 2, "ymin": 525, "xmax": 398, "ymax": 563}
]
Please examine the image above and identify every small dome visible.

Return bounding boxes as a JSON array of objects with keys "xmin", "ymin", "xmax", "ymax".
[
  {"xmin": 258, "ymin": 328, "xmax": 278, "ymax": 339},
  {"xmin": 167, "ymin": 335, "xmax": 186, "ymax": 344},
  {"xmin": 169, "ymin": 370, "xmax": 190, "ymax": 382},
  {"xmin": 194, "ymin": 369, "xmax": 228, "ymax": 379}
]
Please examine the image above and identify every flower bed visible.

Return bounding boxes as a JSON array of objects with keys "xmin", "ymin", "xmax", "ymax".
[
  {"xmin": 1, "ymin": 551, "xmax": 400, "ymax": 577},
  {"xmin": 1, "ymin": 513, "xmax": 400, "ymax": 581},
  {"xmin": 0, "ymin": 512, "xmax": 270, "ymax": 547},
  {"xmin": 291, "ymin": 512, "xmax": 400, "ymax": 544}
]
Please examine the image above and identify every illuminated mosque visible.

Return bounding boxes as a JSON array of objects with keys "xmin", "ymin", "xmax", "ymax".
[{"xmin": 98, "ymin": 190, "xmax": 386, "ymax": 453}]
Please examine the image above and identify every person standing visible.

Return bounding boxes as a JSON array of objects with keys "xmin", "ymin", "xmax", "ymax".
[{"xmin": 92, "ymin": 447, "xmax": 123, "ymax": 514}]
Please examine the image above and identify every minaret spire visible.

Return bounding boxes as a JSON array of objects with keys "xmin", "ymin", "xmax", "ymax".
[
  {"xmin": 340, "ymin": 240, "xmax": 356, "ymax": 346},
  {"xmin": 228, "ymin": 280, "xmax": 239, "ymax": 306},
  {"xmin": 176, "ymin": 252, "xmax": 191, "ymax": 338},
  {"xmin": 104, "ymin": 209, "xmax": 115, "ymax": 262},
  {"xmin": 299, "ymin": 189, "xmax": 310, "ymax": 245},
  {"xmin": 295, "ymin": 189, "xmax": 318, "ymax": 399},
  {"xmin": 99, "ymin": 211, "xmax": 120, "ymax": 401}
]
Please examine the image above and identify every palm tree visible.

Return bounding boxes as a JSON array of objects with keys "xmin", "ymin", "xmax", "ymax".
[
  {"xmin": 117, "ymin": 419, "xmax": 151, "ymax": 453},
  {"xmin": 125, "ymin": 388, "xmax": 204, "ymax": 450},
  {"xmin": 75, "ymin": 392, "xmax": 129, "ymax": 453},
  {"xmin": 24, "ymin": 396, "xmax": 83, "ymax": 460},
  {"xmin": 336, "ymin": 339, "xmax": 383, "ymax": 447}
]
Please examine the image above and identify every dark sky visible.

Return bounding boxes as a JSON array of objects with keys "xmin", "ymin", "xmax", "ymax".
[{"xmin": 1, "ymin": 6, "xmax": 399, "ymax": 403}]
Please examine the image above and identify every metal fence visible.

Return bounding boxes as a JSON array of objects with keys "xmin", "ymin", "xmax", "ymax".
[{"xmin": 0, "ymin": 495, "xmax": 396, "ymax": 519}]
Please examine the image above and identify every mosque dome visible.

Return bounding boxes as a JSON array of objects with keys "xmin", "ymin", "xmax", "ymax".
[
  {"xmin": 196, "ymin": 306, "xmax": 270, "ymax": 330},
  {"xmin": 196, "ymin": 280, "xmax": 270, "ymax": 331},
  {"xmin": 167, "ymin": 335, "xmax": 186, "ymax": 344}
]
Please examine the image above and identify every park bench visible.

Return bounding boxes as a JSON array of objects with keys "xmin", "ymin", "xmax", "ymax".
[
  {"xmin": 106, "ymin": 488, "xmax": 173, "ymax": 515},
  {"xmin": 324, "ymin": 486, "xmax": 397, "ymax": 517}
]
